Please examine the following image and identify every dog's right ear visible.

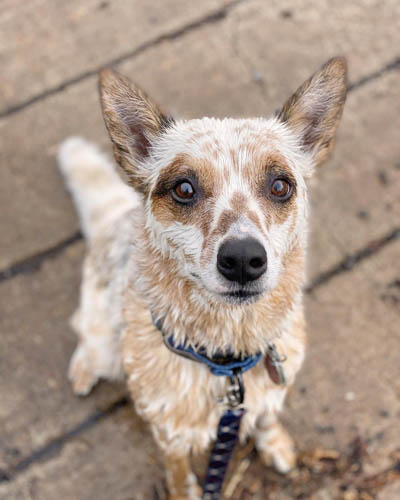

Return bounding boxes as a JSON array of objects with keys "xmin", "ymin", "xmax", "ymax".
[{"xmin": 99, "ymin": 68, "xmax": 173, "ymax": 192}]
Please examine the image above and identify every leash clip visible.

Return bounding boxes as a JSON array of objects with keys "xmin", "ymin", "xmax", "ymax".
[{"xmin": 225, "ymin": 370, "xmax": 244, "ymax": 408}]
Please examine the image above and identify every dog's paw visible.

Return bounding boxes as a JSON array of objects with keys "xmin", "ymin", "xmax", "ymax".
[
  {"xmin": 167, "ymin": 488, "xmax": 201, "ymax": 500},
  {"xmin": 168, "ymin": 488, "xmax": 201, "ymax": 500},
  {"xmin": 259, "ymin": 444, "xmax": 296, "ymax": 474},
  {"xmin": 68, "ymin": 343, "xmax": 98, "ymax": 396},
  {"xmin": 167, "ymin": 473, "xmax": 202, "ymax": 500},
  {"xmin": 257, "ymin": 422, "xmax": 297, "ymax": 474}
]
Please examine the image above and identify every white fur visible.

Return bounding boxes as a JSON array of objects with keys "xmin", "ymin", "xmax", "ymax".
[{"xmin": 58, "ymin": 137, "xmax": 139, "ymax": 240}]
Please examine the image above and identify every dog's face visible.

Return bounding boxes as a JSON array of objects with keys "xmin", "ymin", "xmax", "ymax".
[
  {"xmin": 143, "ymin": 118, "xmax": 310, "ymax": 305},
  {"xmin": 100, "ymin": 59, "xmax": 347, "ymax": 305}
]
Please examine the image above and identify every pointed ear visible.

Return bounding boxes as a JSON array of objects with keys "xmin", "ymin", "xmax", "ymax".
[
  {"xmin": 99, "ymin": 68, "xmax": 174, "ymax": 191},
  {"xmin": 277, "ymin": 57, "xmax": 347, "ymax": 167}
]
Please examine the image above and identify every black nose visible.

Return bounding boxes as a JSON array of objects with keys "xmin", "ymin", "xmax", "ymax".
[{"xmin": 217, "ymin": 238, "xmax": 267, "ymax": 285}]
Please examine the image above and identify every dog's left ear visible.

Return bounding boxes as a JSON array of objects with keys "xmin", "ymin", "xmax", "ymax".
[
  {"xmin": 99, "ymin": 68, "xmax": 173, "ymax": 192},
  {"xmin": 277, "ymin": 57, "xmax": 347, "ymax": 167}
]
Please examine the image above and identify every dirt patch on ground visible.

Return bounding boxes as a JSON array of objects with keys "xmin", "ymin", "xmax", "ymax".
[{"xmin": 224, "ymin": 438, "xmax": 400, "ymax": 499}]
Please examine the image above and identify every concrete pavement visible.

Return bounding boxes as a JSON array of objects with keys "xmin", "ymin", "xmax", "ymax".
[{"xmin": 1, "ymin": 1, "xmax": 399, "ymax": 498}]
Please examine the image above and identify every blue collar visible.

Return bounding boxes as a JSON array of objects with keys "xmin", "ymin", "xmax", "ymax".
[{"xmin": 152, "ymin": 315, "xmax": 262, "ymax": 377}]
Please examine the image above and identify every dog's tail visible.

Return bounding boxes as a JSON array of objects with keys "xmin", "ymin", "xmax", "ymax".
[{"xmin": 57, "ymin": 137, "xmax": 138, "ymax": 241}]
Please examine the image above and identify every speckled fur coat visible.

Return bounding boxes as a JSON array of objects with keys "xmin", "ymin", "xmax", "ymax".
[{"xmin": 58, "ymin": 58, "xmax": 347, "ymax": 499}]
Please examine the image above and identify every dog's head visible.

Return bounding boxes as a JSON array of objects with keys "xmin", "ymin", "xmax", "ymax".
[{"xmin": 100, "ymin": 59, "xmax": 346, "ymax": 306}]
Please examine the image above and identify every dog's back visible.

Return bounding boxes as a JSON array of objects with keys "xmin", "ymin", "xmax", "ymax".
[{"xmin": 58, "ymin": 137, "xmax": 140, "ymax": 395}]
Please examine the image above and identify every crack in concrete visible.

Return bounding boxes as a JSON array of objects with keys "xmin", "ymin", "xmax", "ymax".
[
  {"xmin": 348, "ymin": 56, "xmax": 400, "ymax": 91},
  {"xmin": 305, "ymin": 227, "xmax": 400, "ymax": 293},
  {"xmin": 0, "ymin": 0, "xmax": 246, "ymax": 120},
  {"xmin": 0, "ymin": 396, "xmax": 129, "ymax": 483},
  {"xmin": 0, "ymin": 231, "xmax": 82, "ymax": 283},
  {"xmin": 228, "ymin": 9, "xmax": 400, "ymax": 104}
]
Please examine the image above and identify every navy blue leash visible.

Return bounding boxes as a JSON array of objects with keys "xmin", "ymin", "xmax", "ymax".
[
  {"xmin": 152, "ymin": 315, "xmax": 263, "ymax": 499},
  {"xmin": 202, "ymin": 407, "xmax": 245, "ymax": 499}
]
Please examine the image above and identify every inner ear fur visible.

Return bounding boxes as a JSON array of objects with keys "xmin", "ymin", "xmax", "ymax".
[
  {"xmin": 278, "ymin": 57, "xmax": 347, "ymax": 166},
  {"xmin": 99, "ymin": 68, "xmax": 173, "ymax": 191}
]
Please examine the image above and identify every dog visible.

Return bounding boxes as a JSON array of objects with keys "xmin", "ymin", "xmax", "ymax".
[{"xmin": 58, "ymin": 57, "xmax": 347, "ymax": 499}]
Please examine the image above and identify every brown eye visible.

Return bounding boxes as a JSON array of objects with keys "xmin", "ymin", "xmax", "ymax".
[
  {"xmin": 172, "ymin": 181, "xmax": 195, "ymax": 203},
  {"xmin": 270, "ymin": 178, "xmax": 292, "ymax": 200}
]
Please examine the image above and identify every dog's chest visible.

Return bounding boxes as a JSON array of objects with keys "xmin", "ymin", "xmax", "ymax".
[
  {"xmin": 120, "ymin": 266, "xmax": 304, "ymax": 450},
  {"xmin": 121, "ymin": 313, "xmax": 287, "ymax": 450}
]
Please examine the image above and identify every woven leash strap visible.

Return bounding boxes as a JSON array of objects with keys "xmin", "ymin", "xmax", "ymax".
[{"xmin": 202, "ymin": 408, "xmax": 245, "ymax": 499}]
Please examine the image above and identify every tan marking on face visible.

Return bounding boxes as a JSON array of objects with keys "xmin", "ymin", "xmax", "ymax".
[
  {"xmin": 240, "ymin": 152, "xmax": 298, "ymax": 227},
  {"xmin": 151, "ymin": 153, "xmax": 223, "ymax": 232},
  {"xmin": 247, "ymin": 209, "xmax": 264, "ymax": 235},
  {"xmin": 166, "ymin": 238, "xmax": 195, "ymax": 264},
  {"xmin": 198, "ymin": 199, "xmax": 217, "ymax": 238},
  {"xmin": 210, "ymin": 209, "xmax": 238, "ymax": 240},
  {"xmin": 211, "ymin": 137, "xmax": 222, "ymax": 151},
  {"xmin": 223, "ymin": 163, "xmax": 231, "ymax": 180},
  {"xmin": 230, "ymin": 191, "xmax": 248, "ymax": 213},
  {"xmin": 267, "ymin": 244, "xmax": 304, "ymax": 313},
  {"xmin": 229, "ymin": 148, "xmax": 240, "ymax": 172},
  {"xmin": 288, "ymin": 212, "xmax": 297, "ymax": 234},
  {"xmin": 200, "ymin": 209, "xmax": 239, "ymax": 266},
  {"xmin": 200, "ymin": 140, "xmax": 221, "ymax": 160},
  {"xmin": 206, "ymin": 148, "xmax": 218, "ymax": 161},
  {"xmin": 189, "ymin": 132, "xmax": 206, "ymax": 142},
  {"xmin": 234, "ymin": 124, "xmax": 249, "ymax": 135}
]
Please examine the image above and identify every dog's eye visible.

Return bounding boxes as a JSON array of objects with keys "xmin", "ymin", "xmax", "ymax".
[
  {"xmin": 270, "ymin": 178, "xmax": 292, "ymax": 201},
  {"xmin": 172, "ymin": 181, "xmax": 195, "ymax": 203}
]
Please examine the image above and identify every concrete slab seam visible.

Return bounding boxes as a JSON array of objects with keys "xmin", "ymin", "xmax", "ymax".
[
  {"xmin": 305, "ymin": 227, "xmax": 400, "ymax": 293},
  {"xmin": 0, "ymin": 396, "xmax": 129, "ymax": 483},
  {"xmin": 0, "ymin": 0, "xmax": 247, "ymax": 120},
  {"xmin": 0, "ymin": 231, "xmax": 82, "ymax": 283}
]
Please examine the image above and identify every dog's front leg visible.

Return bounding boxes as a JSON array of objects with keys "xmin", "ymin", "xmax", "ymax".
[
  {"xmin": 254, "ymin": 408, "xmax": 296, "ymax": 474},
  {"xmin": 152, "ymin": 425, "xmax": 201, "ymax": 500},
  {"xmin": 163, "ymin": 451, "xmax": 201, "ymax": 500}
]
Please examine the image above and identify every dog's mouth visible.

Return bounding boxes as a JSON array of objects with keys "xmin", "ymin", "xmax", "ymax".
[
  {"xmin": 190, "ymin": 273, "xmax": 264, "ymax": 305},
  {"xmin": 221, "ymin": 289, "xmax": 262, "ymax": 305}
]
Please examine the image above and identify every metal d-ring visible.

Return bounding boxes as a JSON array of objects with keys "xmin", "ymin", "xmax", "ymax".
[{"xmin": 226, "ymin": 370, "xmax": 244, "ymax": 408}]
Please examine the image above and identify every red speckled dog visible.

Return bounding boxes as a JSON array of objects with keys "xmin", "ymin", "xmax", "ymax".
[{"xmin": 59, "ymin": 58, "xmax": 346, "ymax": 499}]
